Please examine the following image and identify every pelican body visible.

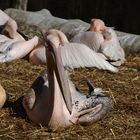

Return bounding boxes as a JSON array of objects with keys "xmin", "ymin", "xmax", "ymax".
[{"xmin": 23, "ymin": 30, "xmax": 112, "ymax": 129}]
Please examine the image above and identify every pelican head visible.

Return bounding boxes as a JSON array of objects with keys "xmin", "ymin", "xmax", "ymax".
[{"xmin": 89, "ymin": 18, "xmax": 105, "ymax": 32}]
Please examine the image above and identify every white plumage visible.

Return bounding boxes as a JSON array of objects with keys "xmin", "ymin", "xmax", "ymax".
[{"xmin": 0, "ymin": 34, "xmax": 39, "ymax": 63}]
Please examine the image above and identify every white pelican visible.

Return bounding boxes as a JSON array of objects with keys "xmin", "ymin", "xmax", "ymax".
[
  {"xmin": 71, "ymin": 19, "xmax": 125, "ymax": 66},
  {"xmin": 22, "ymin": 31, "xmax": 112, "ymax": 129},
  {"xmin": 28, "ymin": 29, "xmax": 118, "ymax": 72}
]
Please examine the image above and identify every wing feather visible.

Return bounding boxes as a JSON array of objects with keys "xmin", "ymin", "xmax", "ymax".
[{"xmin": 61, "ymin": 42, "xmax": 118, "ymax": 72}]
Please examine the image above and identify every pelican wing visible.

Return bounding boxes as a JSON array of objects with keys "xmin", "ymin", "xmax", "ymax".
[
  {"xmin": 23, "ymin": 69, "xmax": 48, "ymax": 110},
  {"xmin": 60, "ymin": 42, "xmax": 118, "ymax": 72},
  {"xmin": 0, "ymin": 35, "xmax": 38, "ymax": 63}
]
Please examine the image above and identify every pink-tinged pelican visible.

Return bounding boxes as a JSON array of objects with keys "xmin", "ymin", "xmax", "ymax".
[
  {"xmin": 0, "ymin": 34, "xmax": 39, "ymax": 63},
  {"xmin": 0, "ymin": 84, "xmax": 7, "ymax": 108},
  {"xmin": 71, "ymin": 18, "xmax": 125, "ymax": 66},
  {"xmin": 28, "ymin": 29, "xmax": 118, "ymax": 72},
  {"xmin": 22, "ymin": 31, "xmax": 112, "ymax": 129}
]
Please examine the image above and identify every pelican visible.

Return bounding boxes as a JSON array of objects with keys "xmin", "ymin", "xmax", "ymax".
[
  {"xmin": 71, "ymin": 18, "xmax": 125, "ymax": 66},
  {"xmin": 28, "ymin": 29, "xmax": 118, "ymax": 72},
  {"xmin": 22, "ymin": 31, "xmax": 112, "ymax": 129},
  {"xmin": 0, "ymin": 84, "xmax": 7, "ymax": 108}
]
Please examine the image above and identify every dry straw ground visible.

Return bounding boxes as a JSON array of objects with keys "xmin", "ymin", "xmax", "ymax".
[{"xmin": 0, "ymin": 24, "xmax": 140, "ymax": 140}]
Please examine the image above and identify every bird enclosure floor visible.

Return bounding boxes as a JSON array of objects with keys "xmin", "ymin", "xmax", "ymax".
[{"xmin": 0, "ymin": 54, "xmax": 139, "ymax": 140}]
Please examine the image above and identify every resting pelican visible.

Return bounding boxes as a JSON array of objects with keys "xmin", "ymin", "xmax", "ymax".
[
  {"xmin": 22, "ymin": 31, "xmax": 112, "ymax": 129},
  {"xmin": 0, "ymin": 84, "xmax": 7, "ymax": 108},
  {"xmin": 28, "ymin": 29, "xmax": 118, "ymax": 72},
  {"xmin": 71, "ymin": 19, "xmax": 125, "ymax": 66}
]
